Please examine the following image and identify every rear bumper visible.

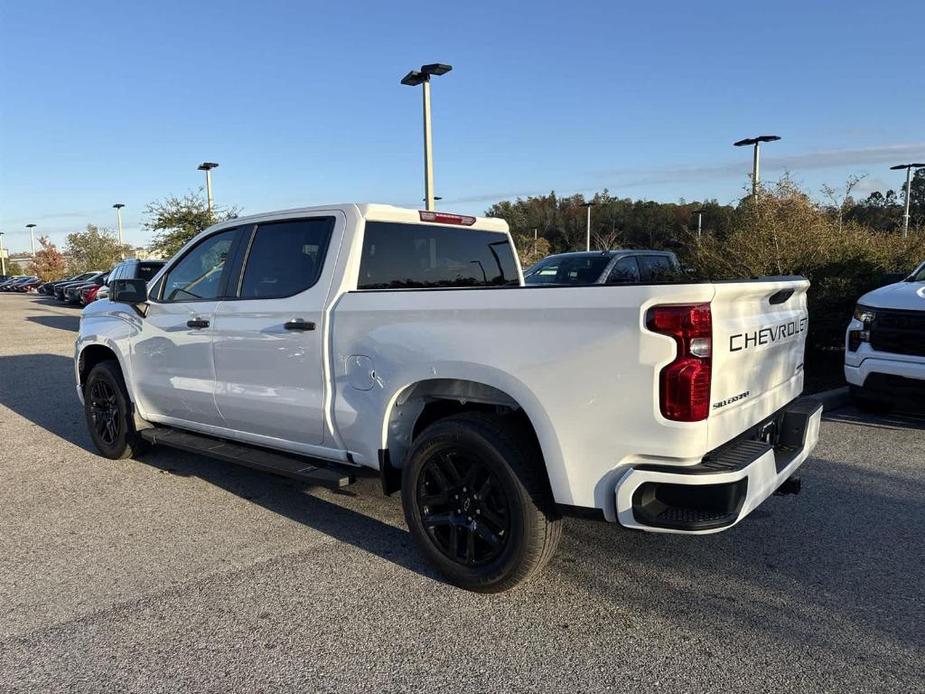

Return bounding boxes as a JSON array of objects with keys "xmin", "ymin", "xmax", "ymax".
[{"xmin": 614, "ymin": 396, "xmax": 822, "ymax": 534}]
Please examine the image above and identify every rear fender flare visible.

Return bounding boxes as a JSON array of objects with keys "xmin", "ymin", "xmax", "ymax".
[{"xmin": 379, "ymin": 365, "xmax": 570, "ymax": 502}]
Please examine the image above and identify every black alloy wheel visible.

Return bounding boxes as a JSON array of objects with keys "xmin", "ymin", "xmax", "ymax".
[
  {"xmin": 83, "ymin": 360, "xmax": 144, "ymax": 460},
  {"xmin": 417, "ymin": 450, "xmax": 511, "ymax": 567},
  {"xmin": 402, "ymin": 412, "xmax": 562, "ymax": 592},
  {"xmin": 88, "ymin": 378, "xmax": 120, "ymax": 447}
]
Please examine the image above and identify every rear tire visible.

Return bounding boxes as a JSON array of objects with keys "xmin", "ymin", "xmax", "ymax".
[
  {"xmin": 84, "ymin": 360, "xmax": 145, "ymax": 460},
  {"xmin": 401, "ymin": 412, "xmax": 561, "ymax": 593}
]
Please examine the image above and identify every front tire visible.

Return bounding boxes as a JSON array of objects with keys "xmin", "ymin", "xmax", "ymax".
[
  {"xmin": 401, "ymin": 412, "xmax": 561, "ymax": 593},
  {"xmin": 84, "ymin": 360, "xmax": 144, "ymax": 460}
]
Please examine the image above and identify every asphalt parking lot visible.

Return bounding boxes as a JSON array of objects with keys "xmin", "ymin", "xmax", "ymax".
[{"xmin": 0, "ymin": 293, "xmax": 922, "ymax": 693}]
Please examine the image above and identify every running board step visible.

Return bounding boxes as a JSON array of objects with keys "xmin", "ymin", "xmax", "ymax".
[{"xmin": 139, "ymin": 427, "xmax": 355, "ymax": 488}]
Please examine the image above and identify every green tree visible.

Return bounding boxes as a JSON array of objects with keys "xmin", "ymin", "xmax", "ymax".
[
  {"xmin": 32, "ymin": 236, "xmax": 68, "ymax": 281},
  {"xmin": 144, "ymin": 191, "xmax": 239, "ymax": 259},
  {"xmin": 486, "ymin": 189, "xmax": 736, "ymax": 255},
  {"xmin": 511, "ymin": 233, "xmax": 551, "ymax": 268},
  {"xmin": 843, "ymin": 169, "xmax": 925, "ymax": 232},
  {"xmin": 65, "ymin": 225, "xmax": 128, "ymax": 273},
  {"xmin": 6, "ymin": 260, "xmax": 23, "ymax": 275},
  {"xmin": 904, "ymin": 168, "xmax": 925, "ymax": 228}
]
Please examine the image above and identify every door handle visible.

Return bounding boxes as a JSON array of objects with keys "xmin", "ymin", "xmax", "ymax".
[
  {"xmin": 284, "ymin": 318, "xmax": 316, "ymax": 331},
  {"xmin": 187, "ymin": 319, "xmax": 210, "ymax": 329}
]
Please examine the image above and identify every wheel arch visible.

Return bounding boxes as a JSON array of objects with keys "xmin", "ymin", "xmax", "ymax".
[
  {"xmin": 77, "ymin": 343, "xmax": 122, "ymax": 387},
  {"xmin": 77, "ymin": 340, "xmax": 152, "ymax": 430},
  {"xmin": 76, "ymin": 340, "xmax": 135, "ymax": 404},
  {"xmin": 380, "ymin": 376, "xmax": 566, "ymax": 501}
]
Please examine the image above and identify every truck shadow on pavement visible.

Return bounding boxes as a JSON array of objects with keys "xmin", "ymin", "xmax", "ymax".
[
  {"xmin": 25, "ymin": 314, "xmax": 81, "ymax": 332},
  {"xmin": 133, "ymin": 448, "xmax": 445, "ymax": 584},
  {"xmin": 0, "ymin": 353, "xmax": 95, "ymax": 451},
  {"xmin": 0, "ymin": 351, "xmax": 444, "ymax": 584}
]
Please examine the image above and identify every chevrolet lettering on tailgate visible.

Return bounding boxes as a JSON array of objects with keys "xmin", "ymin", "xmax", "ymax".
[{"xmin": 730, "ymin": 316, "xmax": 808, "ymax": 352}]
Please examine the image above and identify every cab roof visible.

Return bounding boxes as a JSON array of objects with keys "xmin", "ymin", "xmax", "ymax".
[{"xmin": 215, "ymin": 203, "xmax": 509, "ymax": 233}]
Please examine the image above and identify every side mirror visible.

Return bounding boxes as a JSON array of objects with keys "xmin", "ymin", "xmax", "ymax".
[{"xmin": 110, "ymin": 278, "xmax": 148, "ymax": 304}]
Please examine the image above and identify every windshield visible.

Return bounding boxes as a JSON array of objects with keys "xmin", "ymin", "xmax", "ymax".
[
  {"xmin": 908, "ymin": 263, "xmax": 925, "ymax": 282},
  {"xmin": 524, "ymin": 255, "xmax": 612, "ymax": 285}
]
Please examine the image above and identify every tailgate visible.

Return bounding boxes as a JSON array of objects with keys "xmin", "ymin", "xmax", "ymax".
[{"xmin": 707, "ymin": 277, "xmax": 810, "ymax": 449}]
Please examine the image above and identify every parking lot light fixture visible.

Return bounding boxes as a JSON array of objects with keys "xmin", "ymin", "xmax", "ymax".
[
  {"xmin": 26, "ymin": 224, "xmax": 37, "ymax": 257},
  {"xmin": 581, "ymin": 201, "xmax": 597, "ymax": 251},
  {"xmin": 734, "ymin": 135, "xmax": 781, "ymax": 197},
  {"xmin": 692, "ymin": 209, "xmax": 705, "ymax": 239},
  {"xmin": 112, "ymin": 204, "xmax": 126, "ymax": 258},
  {"xmin": 401, "ymin": 63, "xmax": 453, "ymax": 212},
  {"xmin": 197, "ymin": 162, "xmax": 219, "ymax": 215},
  {"xmin": 889, "ymin": 163, "xmax": 925, "ymax": 238}
]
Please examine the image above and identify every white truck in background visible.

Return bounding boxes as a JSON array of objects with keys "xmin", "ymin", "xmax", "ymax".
[
  {"xmin": 75, "ymin": 204, "xmax": 821, "ymax": 592},
  {"xmin": 846, "ymin": 260, "xmax": 925, "ymax": 407}
]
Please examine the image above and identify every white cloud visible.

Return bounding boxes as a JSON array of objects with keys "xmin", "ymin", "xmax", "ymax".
[
  {"xmin": 442, "ymin": 143, "xmax": 925, "ymax": 206},
  {"xmin": 597, "ymin": 143, "xmax": 925, "ymax": 186}
]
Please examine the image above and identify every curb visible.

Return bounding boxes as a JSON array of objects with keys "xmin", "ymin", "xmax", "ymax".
[{"xmin": 811, "ymin": 386, "xmax": 850, "ymax": 413}]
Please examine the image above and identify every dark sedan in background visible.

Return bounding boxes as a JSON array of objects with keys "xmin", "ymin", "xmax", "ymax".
[
  {"xmin": 0, "ymin": 276, "xmax": 28, "ymax": 290},
  {"xmin": 53, "ymin": 272, "xmax": 104, "ymax": 301},
  {"xmin": 0, "ymin": 276, "xmax": 40, "ymax": 292},
  {"xmin": 64, "ymin": 272, "xmax": 109, "ymax": 304},
  {"xmin": 16, "ymin": 277, "xmax": 42, "ymax": 292},
  {"xmin": 524, "ymin": 249, "xmax": 681, "ymax": 286},
  {"xmin": 40, "ymin": 273, "xmax": 95, "ymax": 296}
]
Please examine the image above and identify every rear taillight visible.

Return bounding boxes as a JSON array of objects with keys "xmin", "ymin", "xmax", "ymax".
[{"xmin": 646, "ymin": 303, "xmax": 712, "ymax": 422}]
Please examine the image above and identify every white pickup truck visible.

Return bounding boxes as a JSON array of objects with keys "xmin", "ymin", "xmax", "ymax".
[
  {"xmin": 845, "ymin": 260, "xmax": 925, "ymax": 407},
  {"xmin": 76, "ymin": 204, "xmax": 821, "ymax": 592}
]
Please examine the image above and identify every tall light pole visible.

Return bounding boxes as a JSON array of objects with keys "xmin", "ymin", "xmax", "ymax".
[
  {"xmin": 26, "ymin": 224, "xmax": 37, "ymax": 257},
  {"xmin": 734, "ymin": 135, "xmax": 781, "ymax": 197},
  {"xmin": 198, "ymin": 162, "xmax": 219, "ymax": 215},
  {"xmin": 401, "ymin": 63, "xmax": 453, "ymax": 212},
  {"xmin": 581, "ymin": 201, "xmax": 597, "ymax": 251},
  {"xmin": 889, "ymin": 163, "xmax": 925, "ymax": 239},
  {"xmin": 0, "ymin": 232, "xmax": 6, "ymax": 276},
  {"xmin": 112, "ymin": 204, "xmax": 126, "ymax": 258},
  {"xmin": 693, "ymin": 208, "xmax": 705, "ymax": 239}
]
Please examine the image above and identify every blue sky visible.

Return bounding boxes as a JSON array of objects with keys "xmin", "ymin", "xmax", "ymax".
[{"xmin": 1, "ymin": 0, "xmax": 923, "ymax": 251}]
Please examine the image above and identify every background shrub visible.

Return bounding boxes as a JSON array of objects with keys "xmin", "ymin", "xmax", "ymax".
[{"xmin": 684, "ymin": 178, "xmax": 925, "ymax": 352}]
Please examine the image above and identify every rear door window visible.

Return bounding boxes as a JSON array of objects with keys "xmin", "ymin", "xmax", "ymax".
[
  {"xmin": 358, "ymin": 222, "xmax": 518, "ymax": 289},
  {"xmin": 524, "ymin": 255, "xmax": 611, "ymax": 285},
  {"xmin": 238, "ymin": 218, "xmax": 334, "ymax": 299},
  {"xmin": 605, "ymin": 256, "xmax": 641, "ymax": 284},
  {"xmin": 638, "ymin": 255, "xmax": 675, "ymax": 282}
]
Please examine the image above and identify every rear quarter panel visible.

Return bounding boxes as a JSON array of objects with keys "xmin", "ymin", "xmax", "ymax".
[{"xmin": 330, "ymin": 283, "xmax": 716, "ymax": 509}]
